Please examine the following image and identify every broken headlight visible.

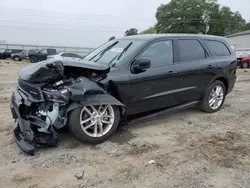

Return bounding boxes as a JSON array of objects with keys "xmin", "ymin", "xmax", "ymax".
[{"xmin": 43, "ymin": 88, "xmax": 71, "ymax": 103}]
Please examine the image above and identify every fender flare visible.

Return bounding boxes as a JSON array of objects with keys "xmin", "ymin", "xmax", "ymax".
[
  {"xmin": 207, "ymin": 76, "xmax": 229, "ymax": 92},
  {"xmin": 66, "ymin": 93, "xmax": 125, "ymax": 114}
]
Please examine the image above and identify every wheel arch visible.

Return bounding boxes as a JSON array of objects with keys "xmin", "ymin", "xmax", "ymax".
[
  {"xmin": 205, "ymin": 76, "xmax": 229, "ymax": 96},
  {"xmin": 214, "ymin": 77, "xmax": 228, "ymax": 93},
  {"xmin": 66, "ymin": 94, "xmax": 125, "ymax": 114}
]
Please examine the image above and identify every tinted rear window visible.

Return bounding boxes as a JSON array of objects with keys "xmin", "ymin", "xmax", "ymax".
[
  {"xmin": 12, "ymin": 49, "xmax": 22, "ymax": 53},
  {"xmin": 178, "ymin": 39, "xmax": 207, "ymax": 62},
  {"xmin": 47, "ymin": 49, "xmax": 57, "ymax": 55},
  {"xmin": 204, "ymin": 40, "xmax": 231, "ymax": 56}
]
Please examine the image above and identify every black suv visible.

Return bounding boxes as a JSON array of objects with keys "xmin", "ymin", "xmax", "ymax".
[
  {"xmin": 0, "ymin": 49, "xmax": 23, "ymax": 59},
  {"xmin": 10, "ymin": 34, "xmax": 237, "ymax": 155},
  {"xmin": 28, "ymin": 48, "xmax": 57, "ymax": 63}
]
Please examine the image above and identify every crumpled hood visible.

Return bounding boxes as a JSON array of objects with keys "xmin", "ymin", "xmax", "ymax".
[
  {"xmin": 63, "ymin": 59, "xmax": 108, "ymax": 70},
  {"xmin": 18, "ymin": 59, "xmax": 110, "ymax": 83}
]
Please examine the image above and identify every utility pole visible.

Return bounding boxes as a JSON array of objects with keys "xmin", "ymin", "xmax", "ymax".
[
  {"xmin": 203, "ymin": 10, "xmax": 210, "ymax": 35},
  {"xmin": 205, "ymin": 20, "xmax": 210, "ymax": 35}
]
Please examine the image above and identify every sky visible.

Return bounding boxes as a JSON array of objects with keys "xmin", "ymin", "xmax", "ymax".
[{"xmin": 0, "ymin": 0, "xmax": 249, "ymax": 48}]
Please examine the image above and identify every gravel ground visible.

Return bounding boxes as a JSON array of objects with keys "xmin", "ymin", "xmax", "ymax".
[{"xmin": 1, "ymin": 60, "xmax": 250, "ymax": 188}]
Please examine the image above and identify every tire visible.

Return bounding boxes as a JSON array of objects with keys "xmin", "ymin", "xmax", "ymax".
[
  {"xmin": 13, "ymin": 56, "xmax": 20, "ymax": 61},
  {"xmin": 240, "ymin": 61, "xmax": 249, "ymax": 69},
  {"xmin": 68, "ymin": 105, "xmax": 120, "ymax": 144},
  {"xmin": 30, "ymin": 56, "xmax": 38, "ymax": 63},
  {"xmin": 200, "ymin": 80, "xmax": 226, "ymax": 113}
]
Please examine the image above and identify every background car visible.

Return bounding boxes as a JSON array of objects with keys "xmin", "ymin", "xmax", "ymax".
[
  {"xmin": 11, "ymin": 50, "xmax": 29, "ymax": 61},
  {"xmin": 47, "ymin": 52, "xmax": 83, "ymax": 60},
  {"xmin": 235, "ymin": 49, "xmax": 250, "ymax": 67},
  {"xmin": 0, "ymin": 49, "xmax": 23, "ymax": 59},
  {"xmin": 238, "ymin": 56, "xmax": 250, "ymax": 68},
  {"xmin": 28, "ymin": 48, "xmax": 57, "ymax": 63}
]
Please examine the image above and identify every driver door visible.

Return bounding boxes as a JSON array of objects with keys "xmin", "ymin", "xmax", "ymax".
[{"xmin": 127, "ymin": 39, "xmax": 178, "ymax": 115}]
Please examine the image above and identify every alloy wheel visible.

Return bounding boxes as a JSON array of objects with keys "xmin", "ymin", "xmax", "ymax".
[
  {"xmin": 208, "ymin": 85, "xmax": 224, "ymax": 110},
  {"xmin": 79, "ymin": 105, "xmax": 115, "ymax": 138},
  {"xmin": 14, "ymin": 57, "xmax": 19, "ymax": 61},
  {"xmin": 242, "ymin": 62, "xmax": 248, "ymax": 68}
]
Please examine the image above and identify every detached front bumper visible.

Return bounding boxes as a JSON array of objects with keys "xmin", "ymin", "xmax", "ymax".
[
  {"xmin": 10, "ymin": 88, "xmax": 58, "ymax": 155},
  {"xmin": 10, "ymin": 88, "xmax": 35, "ymax": 155}
]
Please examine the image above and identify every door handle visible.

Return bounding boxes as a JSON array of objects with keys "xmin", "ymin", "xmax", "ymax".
[{"xmin": 167, "ymin": 71, "xmax": 177, "ymax": 75}]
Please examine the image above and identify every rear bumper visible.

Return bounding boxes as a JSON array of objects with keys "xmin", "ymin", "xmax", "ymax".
[{"xmin": 228, "ymin": 75, "xmax": 237, "ymax": 94}]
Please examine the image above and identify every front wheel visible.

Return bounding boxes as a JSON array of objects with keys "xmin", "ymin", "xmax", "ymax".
[
  {"xmin": 68, "ymin": 105, "xmax": 120, "ymax": 144},
  {"xmin": 240, "ymin": 61, "xmax": 249, "ymax": 68},
  {"xmin": 200, "ymin": 80, "xmax": 226, "ymax": 113}
]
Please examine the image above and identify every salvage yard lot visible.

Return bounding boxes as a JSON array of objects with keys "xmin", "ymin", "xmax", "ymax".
[{"xmin": 1, "ymin": 60, "xmax": 250, "ymax": 188}]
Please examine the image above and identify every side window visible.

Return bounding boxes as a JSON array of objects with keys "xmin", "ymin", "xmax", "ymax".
[
  {"xmin": 13, "ymin": 50, "xmax": 21, "ymax": 53},
  {"xmin": 140, "ymin": 40, "xmax": 173, "ymax": 68},
  {"xmin": 61, "ymin": 53, "xmax": 70, "ymax": 57},
  {"xmin": 178, "ymin": 39, "xmax": 207, "ymax": 62},
  {"xmin": 71, "ymin": 53, "xmax": 82, "ymax": 58},
  {"xmin": 40, "ymin": 49, "xmax": 47, "ymax": 54},
  {"xmin": 204, "ymin": 40, "xmax": 231, "ymax": 56}
]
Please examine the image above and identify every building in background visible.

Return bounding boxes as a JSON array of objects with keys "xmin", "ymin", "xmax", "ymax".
[
  {"xmin": 227, "ymin": 30, "xmax": 250, "ymax": 58},
  {"xmin": 227, "ymin": 30, "xmax": 250, "ymax": 49}
]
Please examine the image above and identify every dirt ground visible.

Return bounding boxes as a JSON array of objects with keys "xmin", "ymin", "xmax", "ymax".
[{"xmin": 1, "ymin": 60, "xmax": 250, "ymax": 188}]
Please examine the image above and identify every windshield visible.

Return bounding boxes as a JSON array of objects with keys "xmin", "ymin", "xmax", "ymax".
[{"xmin": 84, "ymin": 39, "xmax": 144, "ymax": 66}]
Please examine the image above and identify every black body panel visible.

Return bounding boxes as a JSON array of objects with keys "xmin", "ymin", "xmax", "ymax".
[
  {"xmin": 15, "ymin": 34, "xmax": 237, "ymax": 118},
  {"xmin": 10, "ymin": 34, "xmax": 237, "ymax": 155}
]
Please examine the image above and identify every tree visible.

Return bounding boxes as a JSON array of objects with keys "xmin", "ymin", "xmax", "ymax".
[
  {"xmin": 140, "ymin": 26, "xmax": 156, "ymax": 34},
  {"xmin": 242, "ymin": 22, "xmax": 250, "ymax": 31},
  {"xmin": 124, "ymin": 28, "xmax": 138, "ymax": 36},
  {"xmin": 155, "ymin": 0, "xmax": 246, "ymax": 36},
  {"xmin": 109, "ymin": 36, "xmax": 116, "ymax": 41}
]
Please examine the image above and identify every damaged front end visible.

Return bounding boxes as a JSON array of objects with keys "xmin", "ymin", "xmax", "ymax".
[
  {"xmin": 10, "ymin": 59, "xmax": 117, "ymax": 155},
  {"xmin": 11, "ymin": 83, "xmax": 70, "ymax": 155}
]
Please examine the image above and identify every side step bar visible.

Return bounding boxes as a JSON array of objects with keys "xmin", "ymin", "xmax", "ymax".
[{"xmin": 128, "ymin": 101, "xmax": 199, "ymax": 125}]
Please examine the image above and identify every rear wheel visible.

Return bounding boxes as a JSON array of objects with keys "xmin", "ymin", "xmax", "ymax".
[
  {"xmin": 13, "ymin": 56, "xmax": 20, "ymax": 61},
  {"xmin": 68, "ymin": 105, "xmax": 120, "ymax": 144},
  {"xmin": 30, "ymin": 56, "xmax": 38, "ymax": 63},
  {"xmin": 241, "ymin": 61, "xmax": 249, "ymax": 68},
  {"xmin": 200, "ymin": 80, "xmax": 226, "ymax": 113}
]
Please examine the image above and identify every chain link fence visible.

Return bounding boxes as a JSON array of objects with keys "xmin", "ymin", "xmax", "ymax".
[{"xmin": 0, "ymin": 43, "xmax": 94, "ymax": 56}]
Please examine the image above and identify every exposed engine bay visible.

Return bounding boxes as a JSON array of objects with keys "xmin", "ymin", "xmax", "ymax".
[{"xmin": 10, "ymin": 59, "xmax": 124, "ymax": 155}]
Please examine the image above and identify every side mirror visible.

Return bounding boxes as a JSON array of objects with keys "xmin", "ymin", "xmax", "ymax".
[{"xmin": 131, "ymin": 58, "xmax": 151, "ymax": 73}]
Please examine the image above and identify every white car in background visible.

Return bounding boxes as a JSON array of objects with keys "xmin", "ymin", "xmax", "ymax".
[{"xmin": 47, "ymin": 52, "xmax": 83, "ymax": 61}]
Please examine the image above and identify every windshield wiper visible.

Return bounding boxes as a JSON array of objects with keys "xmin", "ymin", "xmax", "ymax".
[
  {"xmin": 89, "ymin": 41, "xmax": 119, "ymax": 62},
  {"xmin": 107, "ymin": 42, "xmax": 133, "ymax": 66}
]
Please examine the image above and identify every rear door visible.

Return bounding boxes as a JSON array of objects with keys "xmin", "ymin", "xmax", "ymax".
[{"xmin": 170, "ymin": 38, "xmax": 217, "ymax": 103}]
